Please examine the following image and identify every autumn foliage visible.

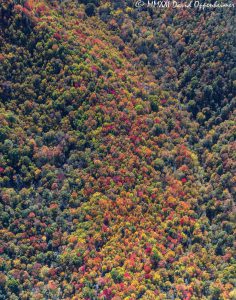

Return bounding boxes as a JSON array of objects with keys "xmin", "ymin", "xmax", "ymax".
[{"xmin": 0, "ymin": 1, "xmax": 235, "ymax": 299}]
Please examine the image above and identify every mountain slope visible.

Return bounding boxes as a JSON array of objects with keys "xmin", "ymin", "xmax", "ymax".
[{"xmin": 0, "ymin": 1, "xmax": 235, "ymax": 300}]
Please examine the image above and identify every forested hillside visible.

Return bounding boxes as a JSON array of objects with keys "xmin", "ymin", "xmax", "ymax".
[{"xmin": 0, "ymin": 1, "xmax": 235, "ymax": 299}]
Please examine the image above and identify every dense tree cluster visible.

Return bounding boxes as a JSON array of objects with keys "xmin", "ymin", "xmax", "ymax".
[
  {"xmin": 99, "ymin": 0, "xmax": 235, "ymax": 122},
  {"xmin": 0, "ymin": 0, "xmax": 235, "ymax": 299}
]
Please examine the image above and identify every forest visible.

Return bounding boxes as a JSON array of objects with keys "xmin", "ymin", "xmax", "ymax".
[{"xmin": 0, "ymin": 0, "xmax": 235, "ymax": 299}]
